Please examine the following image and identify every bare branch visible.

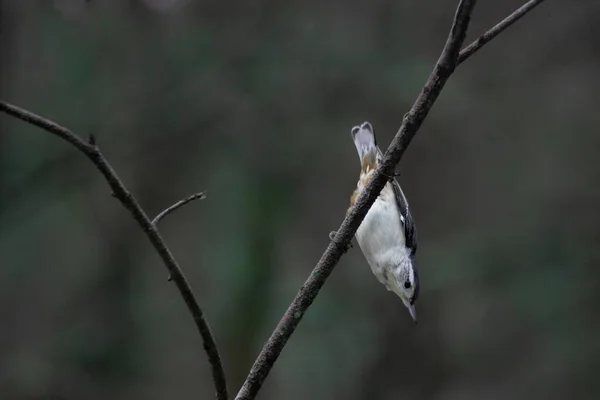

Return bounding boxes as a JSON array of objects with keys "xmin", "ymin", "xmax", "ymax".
[
  {"xmin": 0, "ymin": 101, "xmax": 93, "ymax": 153},
  {"xmin": 1, "ymin": 1, "xmax": 547, "ymax": 398},
  {"xmin": 0, "ymin": 101, "xmax": 229, "ymax": 400},
  {"xmin": 153, "ymin": 191, "xmax": 207, "ymax": 226},
  {"xmin": 234, "ymin": 1, "xmax": 478, "ymax": 399},
  {"xmin": 458, "ymin": 0, "xmax": 548, "ymax": 64}
]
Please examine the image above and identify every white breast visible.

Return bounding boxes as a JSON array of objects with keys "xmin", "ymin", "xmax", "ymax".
[{"xmin": 355, "ymin": 182, "xmax": 406, "ymax": 286}]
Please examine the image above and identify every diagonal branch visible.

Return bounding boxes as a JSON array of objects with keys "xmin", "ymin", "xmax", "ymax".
[
  {"xmin": 153, "ymin": 191, "xmax": 207, "ymax": 226},
  {"xmin": 234, "ymin": 1, "xmax": 478, "ymax": 399},
  {"xmin": 0, "ymin": 101, "xmax": 229, "ymax": 400},
  {"xmin": 458, "ymin": 0, "xmax": 548, "ymax": 64}
]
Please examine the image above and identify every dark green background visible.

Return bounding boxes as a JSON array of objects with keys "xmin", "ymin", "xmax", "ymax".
[{"xmin": 1, "ymin": 1, "xmax": 599, "ymax": 399}]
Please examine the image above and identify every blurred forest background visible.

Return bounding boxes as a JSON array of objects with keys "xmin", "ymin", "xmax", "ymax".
[{"xmin": 1, "ymin": 0, "xmax": 599, "ymax": 399}]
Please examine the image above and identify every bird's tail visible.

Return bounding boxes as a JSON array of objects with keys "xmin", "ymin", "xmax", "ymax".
[{"xmin": 351, "ymin": 121, "xmax": 378, "ymax": 172}]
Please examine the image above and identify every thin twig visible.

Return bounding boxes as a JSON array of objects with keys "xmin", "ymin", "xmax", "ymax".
[
  {"xmin": 458, "ymin": 0, "xmax": 547, "ymax": 64},
  {"xmin": 234, "ymin": 1, "xmax": 477, "ymax": 399},
  {"xmin": 152, "ymin": 192, "xmax": 207, "ymax": 226},
  {"xmin": 0, "ymin": 101, "xmax": 229, "ymax": 400}
]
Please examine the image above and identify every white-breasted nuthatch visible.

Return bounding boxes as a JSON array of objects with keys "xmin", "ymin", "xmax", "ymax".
[{"xmin": 349, "ymin": 121, "xmax": 419, "ymax": 323}]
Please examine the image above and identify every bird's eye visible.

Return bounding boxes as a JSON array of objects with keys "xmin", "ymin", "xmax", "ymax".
[
  {"xmin": 351, "ymin": 126, "xmax": 360, "ymax": 136},
  {"xmin": 404, "ymin": 281, "xmax": 411, "ymax": 289}
]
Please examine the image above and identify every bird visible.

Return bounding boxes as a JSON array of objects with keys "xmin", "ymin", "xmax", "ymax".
[{"xmin": 348, "ymin": 121, "xmax": 419, "ymax": 323}]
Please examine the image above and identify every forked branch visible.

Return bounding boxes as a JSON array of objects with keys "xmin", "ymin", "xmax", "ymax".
[
  {"xmin": 234, "ymin": 1, "xmax": 477, "ymax": 399},
  {"xmin": 235, "ymin": 0, "xmax": 548, "ymax": 399},
  {"xmin": 0, "ymin": 0, "xmax": 549, "ymax": 398},
  {"xmin": 0, "ymin": 101, "xmax": 229, "ymax": 400},
  {"xmin": 459, "ymin": 0, "xmax": 548, "ymax": 64}
]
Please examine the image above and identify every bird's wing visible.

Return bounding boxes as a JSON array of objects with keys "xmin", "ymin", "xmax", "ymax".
[
  {"xmin": 391, "ymin": 178, "xmax": 417, "ymax": 255},
  {"xmin": 376, "ymin": 147, "xmax": 417, "ymax": 255}
]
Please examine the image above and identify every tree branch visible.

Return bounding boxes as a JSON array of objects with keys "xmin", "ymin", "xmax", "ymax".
[
  {"xmin": 234, "ymin": 1, "xmax": 478, "ymax": 399},
  {"xmin": 0, "ymin": 0, "xmax": 548, "ymax": 398},
  {"xmin": 152, "ymin": 191, "xmax": 207, "ymax": 226},
  {"xmin": 458, "ymin": 0, "xmax": 547, "ymax": 64},
  {"xmin": 0, "ymin": 101, "xmax": 229, "ymax": 400}
]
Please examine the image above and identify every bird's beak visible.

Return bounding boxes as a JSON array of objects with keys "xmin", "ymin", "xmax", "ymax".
[{"xmin": 407, "ymin": 303, "xmax": 418, "ymax": 324}]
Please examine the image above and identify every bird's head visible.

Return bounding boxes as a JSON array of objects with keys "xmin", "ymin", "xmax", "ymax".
[{"xmin": 392, "ymin": 256, "xmax": 419, "ymax": 323}]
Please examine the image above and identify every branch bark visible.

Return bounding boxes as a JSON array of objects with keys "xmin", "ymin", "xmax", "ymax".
[
  {"xmin": 0, "ymin": 101, "xmax": 229, "ymax": 400},
  {"xmin": 234, "ymin": 1, "xmax": 477, "ymax": 399},
  {"xmin": 458, "ymin": 0, "xmax": 548, "ymax": 64}
]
